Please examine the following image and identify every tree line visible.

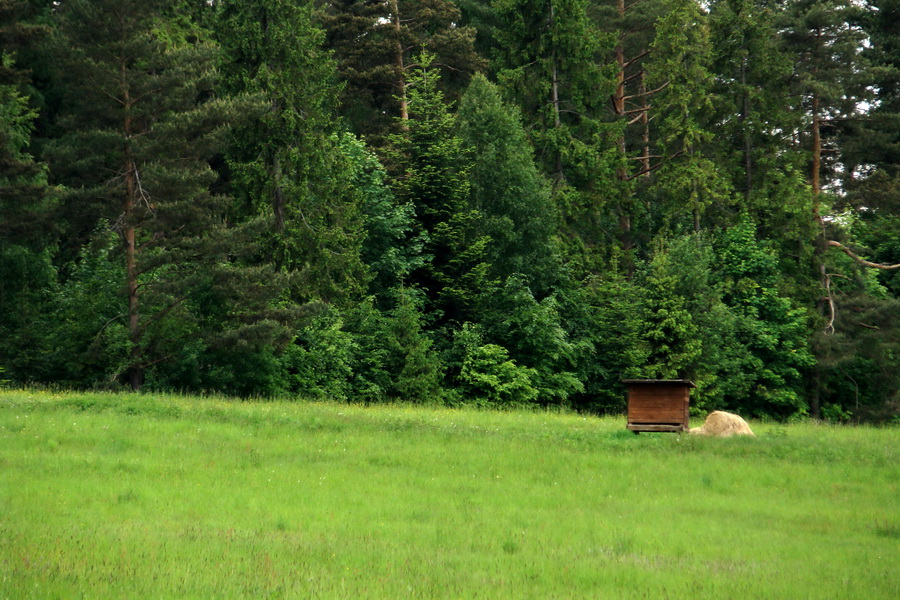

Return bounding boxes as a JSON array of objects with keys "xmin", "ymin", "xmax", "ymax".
[{"xmin": 1, "ymin": 0, "xmax": 898, "ymax": 421}]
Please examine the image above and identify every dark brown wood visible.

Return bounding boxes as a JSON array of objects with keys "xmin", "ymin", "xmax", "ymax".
[
  {"xmin": 623, "ymin": 379, "xmax": 694, "ymax": 433},
  {"xmin": 626, "ymin": 424, "xmax": 685, "ymax": 432}
]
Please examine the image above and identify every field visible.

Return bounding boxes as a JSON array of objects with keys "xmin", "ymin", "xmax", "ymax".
[{"xmin": 1, "ymin": 390, "xmax": 898, "ymax": 599}]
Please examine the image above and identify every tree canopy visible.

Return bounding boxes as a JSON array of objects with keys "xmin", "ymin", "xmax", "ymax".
[{"xmin": 0, "ymin": 0, "xmax": 897, "ymax": 421}]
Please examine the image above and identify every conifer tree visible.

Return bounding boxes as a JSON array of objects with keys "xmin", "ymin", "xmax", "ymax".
[
  {"xmin": 389, "ymin": 54, "xmax": 491, "ymax": 325},
  {"xmin": 708, "ymin": 0, "xmax": 798, "ymax": 203},
  {"xmin": 592, "ymin": 0, "xmax": 666, "ymax": 260},
  {"xmin": 45, "ymin": 0, "xmax": 292, "ymax": 390},
  {"xmin": 646, "ymin": 0, "xmax": 730, "ymax": 233},
  {"xmin": 780, "ymin": 0, "xmax": 868, "ymax": 197},
  {"xmin": 494, "ymin": 0, "xmax": 614, "ymax": 186},
  {"xmin": 780, "ymin": 0, "xmax": 899, "ymax": 419},
  {"xmin": 457, "ymin": 74, "xmax": 558, "ymax": 293},
  {"xmin": 322, "ymin": 0, "xmax": 485, "ymax": 144},
  {"xmin": 216, "ymin": 0, "xmax": 369, "ymax": 303},
  {"xmin": 494, "ymin": 0, "xmax": 621, "ymax": 271},
  {"xmin": 340, "ymin": 133, "xmax": 424, "ymax": 301}
]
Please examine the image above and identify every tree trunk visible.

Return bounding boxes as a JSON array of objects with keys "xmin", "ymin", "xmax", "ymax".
[
  {"xmin": 740, "ymin": 57, "xmax": 752, "ymax": 198},
  {"xmin": 271, "ymin": 152, "xmax": 285, "ymax": 234},
  {"xmin": 390, "ymin": 0, "xmax": 408, "ymax": 127},
  {"xmin": 811, "ymin": 94, "xmax": 821, "ymax": 195},
  {"xmin": 263, "ymin": 7, "xmax": 286, "ymax": 236},
  {"xmin": 549, "ymin": 0, "xmax": 562, "ymax": 178},
  {"xmin": 613, "ymin": 0, "xmax": 626, "ymax": 119},
  {"xmin": 639, "ymin": 70, "xmax": 651, "ymax": 178},
  {"xmin": 613, "ymin": 0, "xmax": 635, "ymax": 264},
  {"xmin": 122, "ymin": 60, "xmax": 142, "ymax": 391}
]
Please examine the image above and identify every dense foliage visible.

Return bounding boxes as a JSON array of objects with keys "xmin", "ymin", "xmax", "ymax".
[{"xmin": 1, "ymin": 0, "xmax": 898, "ymax": 421}]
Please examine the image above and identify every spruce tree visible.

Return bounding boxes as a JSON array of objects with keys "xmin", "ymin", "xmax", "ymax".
[
  {"xmin": 494, "ymin": 0, "xmax": 614, "ymax": 186},
  {"xmin": 646, "ymin": 0, "xmax": 730, "ymax": 233},
  {"xmin": 457, "ymin": 74, "xmax": 558, "ymax": 293},
  {"xmin": 708, "ymin": 0, "xmax": 798, "ymax": 202},
  {"xmin": 216, "ymin": 0, "xmax": 369, "ymax": 304},
  {"xmin": 388, "ymin": 54, "xmax": 491, "ymax": 325},
  {"xmin": 494, "ymin": 0, "xmax": 622, "ymax": 271},
  {"xmin": 321, "ymin": 0, "xmax": 485, "ymax": 144}
]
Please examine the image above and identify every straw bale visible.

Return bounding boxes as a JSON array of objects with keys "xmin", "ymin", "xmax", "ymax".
[{"xmin": 689, "ymin": 411, "xmax": 754, "ymax": 437}]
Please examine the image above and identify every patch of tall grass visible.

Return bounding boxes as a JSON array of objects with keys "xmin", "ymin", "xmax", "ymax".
[{"xmin": 1, "ymin": 390, "xmax": 898, "ymax": 598}]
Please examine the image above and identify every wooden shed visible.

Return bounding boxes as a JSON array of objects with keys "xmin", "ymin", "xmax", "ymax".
[{"xmin": 622, "ymin": 379, "xmax": 695, "ymax": 433}]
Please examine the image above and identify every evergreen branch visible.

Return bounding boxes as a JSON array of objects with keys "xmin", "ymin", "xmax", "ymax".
[{"xmin": 136, "ymin": 231, "xmax": 164, "ymax": 252}]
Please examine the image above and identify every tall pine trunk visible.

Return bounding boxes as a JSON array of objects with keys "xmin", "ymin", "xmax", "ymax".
[
  {"xmin": 390, "ymin": 0, "xmax": 409, "ymax": 126},
  {"xmin": 121, "ymin": 58, "xmax": 142, "ymax": 391}
]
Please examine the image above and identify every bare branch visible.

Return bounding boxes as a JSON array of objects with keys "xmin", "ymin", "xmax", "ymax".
[
  {"xmin": 823, "ymin": 273, "xmax": 836, "ymax": 334},
  {"xmin": 624, "ymin": 150, "xmax": 684, "ymax": 181},
  {"xmin": 627, "ymin": 113, "xmax": 645, "ymax": 125},
  {"xmin": 828, "ymin": 240, "xmax": 900, "ymax": 270},
  {"xmin": 622, "ymin": 52, "xmax": 650, "ymax": 70},
  {"xmin": 625, "ymin": 81, "xmax": 669, "ymax": 100}
]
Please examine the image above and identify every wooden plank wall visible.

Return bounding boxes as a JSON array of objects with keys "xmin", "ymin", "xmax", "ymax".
[{"xmin": 627, "ymin": 384, "xmax": 689, "ymax": 425}]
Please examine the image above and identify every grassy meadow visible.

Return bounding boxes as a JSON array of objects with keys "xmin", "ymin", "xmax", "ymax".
[{"xmin": 1, "ymin": 390, "xmax": 898, "ymax": 599}]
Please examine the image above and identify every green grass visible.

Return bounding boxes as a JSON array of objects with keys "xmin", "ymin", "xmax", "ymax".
[{"xmin": 1, "ymin": 390, "xmax": 898, "ymax": 599}]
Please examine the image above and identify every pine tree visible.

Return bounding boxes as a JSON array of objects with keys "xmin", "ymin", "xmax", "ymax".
[
  {"xmin": 839, "ymin": 0, "xmax": 900, "ymax": 295},
  {"xmin": 780, "ymin": 0, "xmax": 868, "ymax": 197},
  {"xmin": 780, "ymin": 0, "xmax": 900, "ymax": 419},
  {"xmin": 45, "ymin": 0, "xmax": 292, "ymax": 390}
]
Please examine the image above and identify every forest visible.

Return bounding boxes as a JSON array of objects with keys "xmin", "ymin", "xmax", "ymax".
[{"xmin": 0, "ymin": 0, "xmax": 897, "ymax": 421}]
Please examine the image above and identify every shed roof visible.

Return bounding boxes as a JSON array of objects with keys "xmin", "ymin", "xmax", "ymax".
[{"xmin": 621, "ymin": 379, "xmax": 696, "ymax": 388}]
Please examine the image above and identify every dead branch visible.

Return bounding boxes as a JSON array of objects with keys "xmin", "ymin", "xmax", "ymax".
[
  {"xmin": 824, "ymin": 272, "xmax": 836, "ymax": 334},
  {"xmin": 624, "ymin": 81, "xmax": 669, "ymax": 100},
  {"xmin": 828, "ymin": 240, "xmax": 900, "ymax": 270},
  {"xmin": 622, "ymin": 51, "xmax": 650, "ymax": 70},
  {"xmin": 624, "ymin": 150, "xmax": 684, "ymax": 181}
]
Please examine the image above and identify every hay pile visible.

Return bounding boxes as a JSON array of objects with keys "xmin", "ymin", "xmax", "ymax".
[{"xmin": 689, "ymin": 411, "xmax": 754, "ymax": 437}]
